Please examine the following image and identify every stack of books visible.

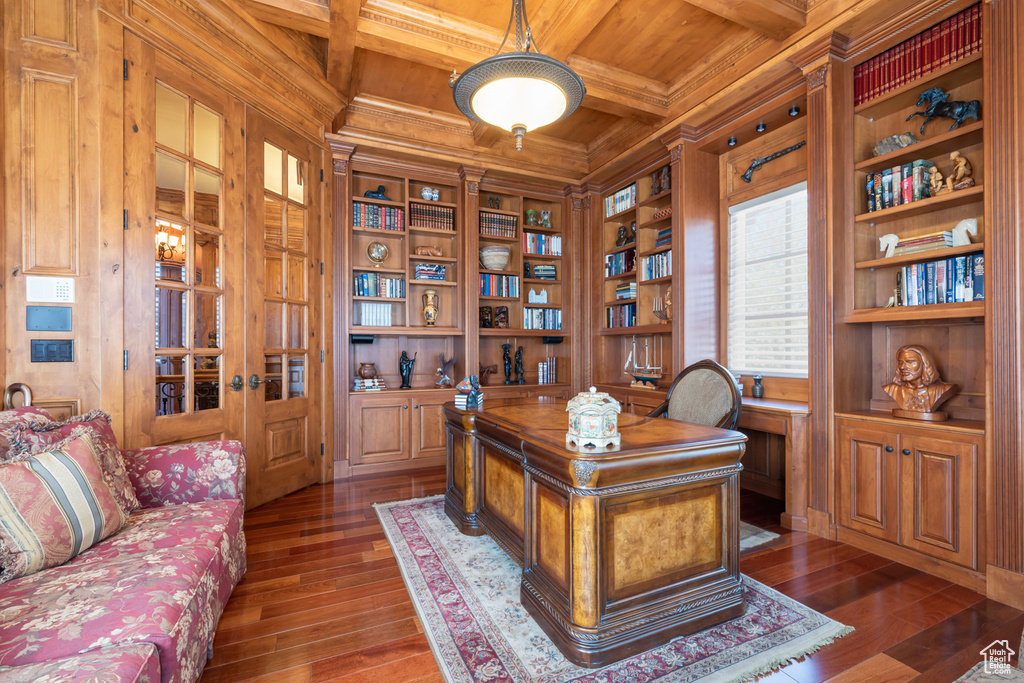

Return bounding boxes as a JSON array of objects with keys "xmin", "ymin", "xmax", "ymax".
[
  {"xmin": 605, "ymin": 183, "xmax": 637, "ymax": 217},
  {"xmin": 854, "ymin": 4, "xmax": 982, "ymax": 106},
  {"xmin": 531, "ymin": 264, "xmax": 557, "ymax": 280},
  {"xmin": 655, "ymin": 226, "xmax": 672, "ymax": 248},
  {"xmin": 866, "ymin": 160, "xmax": 931, "ymax": 213},
  {"xmin": 353, "ymin": 378, "xmax": 386, "ymax": 391},
  {"xmin": 616, "ymin": 281, "xmax": 636, "ymax": 300},
  {"xmin": 454, "ymin": 391, "xmax": 483, "ymax": 410},
  {"xmin": 893, "ymin": 231, "xmax": 953, "ymax": 256},
  {"xmin": 895, "ymin": 253, "xmax": 984, "ymax": 306},
  {"xmin": 357, "ymin": 302, "xmax": 393, "ymax": 326},
  {"xmin": 414, "ymin": 263, "xmax": 446, "ymax": 281},
  {"xmin": 538, "ymin": 357, "xmax": 557, "ymax": 385}
]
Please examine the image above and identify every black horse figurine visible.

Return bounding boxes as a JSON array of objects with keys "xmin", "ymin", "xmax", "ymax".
[{"xmin": 906, "ymin": 87, "xmax": 980, "ymax": 136}]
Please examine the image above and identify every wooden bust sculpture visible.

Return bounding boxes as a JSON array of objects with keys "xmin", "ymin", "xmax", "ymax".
[{"xmin": 882, "ymin": 344, "xmax": 958, "ymax": 421}]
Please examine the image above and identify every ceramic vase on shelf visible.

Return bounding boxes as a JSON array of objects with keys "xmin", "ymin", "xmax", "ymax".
[
  {"xmin": 479, "ymin": 245, "xmax": 510, "ymax": 271},
  {"xmin": 422, "ymin": 289, "xmax": 439, "ymax": 326},
  {"xmin": 421, "ymin": 187, "xmax": 433, "ymax": 200},
  {"xmin": 358, "ymin": 362, "xmax": 377, "ymax": 380}
]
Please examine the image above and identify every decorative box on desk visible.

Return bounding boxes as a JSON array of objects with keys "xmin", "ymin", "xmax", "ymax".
[{"xmin": 566, "ymin": 386, "xmax": 621, "ymax": 448}]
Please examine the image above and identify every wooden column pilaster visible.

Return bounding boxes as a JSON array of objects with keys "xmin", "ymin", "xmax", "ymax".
[
  {"xmin": 984, "ymin": 0, "xmax": 1024, "ymax": 608},
  {"xmin": 566, "ymin": 186, "xmax": 587, "ymax": 393},
  {"xmin": 459, "ymin": 166, "xmax": 486, "ymax": 380},
  {"xmin": 327, "ymin": 138, "xmax": 355, "ymax": 479},
  {"xmin": 801, "ymin": 54, "xmax": 851, "ymax": 537}
]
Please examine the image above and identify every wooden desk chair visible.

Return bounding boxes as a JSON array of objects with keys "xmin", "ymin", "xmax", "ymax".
[{"xmin": 648, "ymin": 359, "xmax": 741, "ymax": 429}]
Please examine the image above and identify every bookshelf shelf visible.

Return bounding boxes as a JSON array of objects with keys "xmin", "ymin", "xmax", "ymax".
[
  {"xmin": 639, "ymin": 189, "xmax": 671, "ymax": 207},
  {"xmin": 856, "ymin": 242, "xmax": 984, "ymax": 270},
  {"xmin": 353, "ymin": 296, "xmax": 406, "ymax": 302},
  {"xmin": 478, "ymin": 233, "xmax": 519, "ymax": 243},
  {"xmin": 605, "ymin": 206, "xmax": 636, "ymax": 221},
  {"xmin": 639, "ymin": 275, "xmax": 672, "ymax": 285},
  {"xmin": 410, "ymin": 200, "xmax": 457, "ymax": 209},
  {"xmin": 604, "ymin": 271, "xmax": 637, "ymax": 281},
  {"xmin": 353, "ymin": 266, "xmax": 405, "ymax": 274},
  {"xmin": 353, "ymin": 197, "xmax": 407, "ymax": 208},
  {"xmin": 842, "ymin": 300, "xmax": 984, "ymax": 323},
  {"xmin": 523, "ymin": 278, "xmax": 560, "ymax": 285},
  {"xmin": 409, "ymin": 280, "xmax": 457, "ymax": 287},
  {"xmin": 854, "ymin": 121, "xmax": 984, "ymax": 174},
  {"xmin": 599, "ymin": 324, "xmax": 672, "ymax": 336},
  {"xmin": 854, "ymin": 185, "xmax": 983, "ymax": 224},
  {"xmin": 479, "ymin": 296, "xmax": 519, "ymax": 301},
  {"xmin": 523, "ymin": 252, "xmax": 562, "ymax": 260},
  {"xmin": 353, "ymin": 226, "xmax": 406, "ymax": 235},
  {"xmin": 638, "ymin": 215, "xmax": 671, "ymax": 231},
  {"xmin": 413, "ymin": 255, "xmax": 458, "ymax": 263},
  {"xmin": 409, "ymin": 226, "xmax": 457, "ymax": 236},
  {"xmin": 607, "ymin": 298, "xmax": 637, "ymax": 306},
  {"xmin": 478, "ymin": 328, "xmax": 563, "ymax": 337},
  {"xmin": 348, "ymin": 326, "xmax": 463, "ymax": 336},
  {"xmin": 605, "ymin": 243, "xmax": 637, "ymax": 256}
]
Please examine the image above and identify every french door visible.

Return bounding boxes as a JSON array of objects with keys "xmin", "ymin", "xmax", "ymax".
[{"xmin": 123, "ymin": 36, "xmax": 323, "ymax": 508}]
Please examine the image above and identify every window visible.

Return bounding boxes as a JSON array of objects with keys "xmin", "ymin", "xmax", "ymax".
[{"xmin": 727, "ymin": 183, "xmax": 808, "ymax": 378}]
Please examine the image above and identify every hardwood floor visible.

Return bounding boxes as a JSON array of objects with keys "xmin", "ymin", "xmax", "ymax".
[{"xmin": 200, "ymin": 468, "xmax": 1022, "ymax": 682}]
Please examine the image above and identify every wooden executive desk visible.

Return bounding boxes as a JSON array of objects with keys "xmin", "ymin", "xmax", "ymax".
[{"xmin": 444, "ymin": 398, "xmax": 748, "ymax": 667}]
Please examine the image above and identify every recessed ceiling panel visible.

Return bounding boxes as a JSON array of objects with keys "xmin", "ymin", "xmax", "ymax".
[
  {"xmin": 542, "ymin": 107, "xmax": 621, "ymax": 145},
  {"xmin": 358, "ymin": 51, "xmax": 463, "ymax": 116}
]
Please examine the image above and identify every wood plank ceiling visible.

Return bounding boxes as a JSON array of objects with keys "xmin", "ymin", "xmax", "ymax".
[{"xmin": 239, "ymin": 0, "xmax": 924, "ymax": 182}]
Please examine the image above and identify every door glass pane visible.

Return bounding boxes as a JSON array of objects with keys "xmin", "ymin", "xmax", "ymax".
[
  {"xmin": 193, "ymin": 167, "xmax": 221, "ymax": 228},
  {"xmin": 287, "ymin": 154, "xmax": 304, "ymax": 203},
  {"xmin": 155, "ymin": 287, "xmax": 187, "ymax": 348},
  {"xmin": 155, "ymin": 219, "xmax": 187, "ymax": 278},
  {"xmin": 288, "ymin": 355, "xmax": 305, "ymax": 398},
  {"xmin": 194, "ymin": 355, "xmax": 220, "ymax": 411},
  {"xmin": 193, "ymin": 103, "xmax": 220, "ymax": 168},
  {"xmin": 264, "ymin": 196, "xmax": 283, "ymax": 246},
  {"xmin": 265, "ymin": 301, "xmax": 283, "ymax": 348},
  {"xmin": 265, "ymin": 252, "xmax": 283, "ymax": 297},
  {"xmin": 156, "ymin": 355, "xmax": 185, "ymax": 416},
  {"xmin": 288, "ymin": 304, "xmax": 305, "ymax": 349},
  {"xmin": 156, "ymin": 152, "xmax": 187, "ymax": 218},
  {"xmin": 155, "ymin": 83, "xmax": 186, "ymax": 154},
  {"xmin": 264, "ymin": 143, "xmax": 283, "ymax": 194},
  {"xmin": 287, "ymin": 255, "xmax": 305, "ymax": 301},
  {"xmin": 193, "ymin": 231, "xmax": 220, "ymax": 287},
  {"xmin": 286, "ymin": 203, "xmax": 305, "ymax": 251},
  {"xmin": 264, "ymin": 355, "xmax": 283, "ymax": 401},
  {"xmin": 195, "ymin": 292, "xmax": 220, "ymax": 349}
]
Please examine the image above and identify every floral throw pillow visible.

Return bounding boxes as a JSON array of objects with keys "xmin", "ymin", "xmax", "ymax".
[
  {"xmin": 8, "ymin": 410, "xmax": 140, "ymax": 514},
  {"xmin": 0, "ymin": 432, "xmax": 128, "ymax": 582},
  {"xmin": 0, "ymin": 406, "xmax": 53, "ymax": 462}
]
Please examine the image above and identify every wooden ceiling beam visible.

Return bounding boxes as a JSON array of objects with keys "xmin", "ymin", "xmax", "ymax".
[
  {"xmin": 327, "ymin": 0, "xmax": 362, "ymax": 127},
  {"xmin": 568, "ymin": 56, "xmax": 668, "ymax": 121},
  {"xmin": 527, "ymin": 0, "xmax": 620, "ymax": 62},
  {"xmin": 683, "ymin": 0, "xmax": 806, "ymax": 42},
  {"xmin": 242, "ymin": 0, "xmax": 331, "ymax": 37}
]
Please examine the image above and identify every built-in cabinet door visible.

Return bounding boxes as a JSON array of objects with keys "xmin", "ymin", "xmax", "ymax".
[
  {"xmin": 244, "ymin": 109, "xmax": 324, "ymax": 508},
  {"xmin": 628, "ymin": 392, "xmax": 663, "ymax": 415},
  {"xmin": 350, "ymin": 395, "xmax": 411, "ymax": 465},
  {"xmin": 899, "ymin": 433, "xmax": 979, "ymax": 569},
  {"xmin": 836, "ymin": 421, "xmax": 899, "ymax": 543},
  {"xmin": 123, "ymin": 37, "xmax": 246, "ymax": 447},
  {"xmin": 413, "ymin": 397, "xmax": 449, "ymax": 459}
]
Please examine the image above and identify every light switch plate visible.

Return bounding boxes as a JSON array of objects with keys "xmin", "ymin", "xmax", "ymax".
[{"xmin": 25, "ymin": 276, "xmax": 75, "ymax": 303}]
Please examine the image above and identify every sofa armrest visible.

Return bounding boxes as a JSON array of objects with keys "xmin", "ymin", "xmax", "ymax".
[{"xmin": 122, "ymin": 440, "xmax": 246, "ymax": 508}]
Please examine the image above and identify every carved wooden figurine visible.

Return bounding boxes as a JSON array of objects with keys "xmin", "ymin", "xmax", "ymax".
[
  {"xmin": 945, "ymin": 151, "xmax": 975, "ymax": 191},
  {"xmin": 414, "ymin": 245, "xmax": 443, "ymax": 257},
  {"xmin": 502, "ymin": 343, "xmax": 512, "ymax": 385},
  {"xmin": 882, "ymin": 344, "xmax": 958, "ymax": 421},
  {"xmin": 927, "ymin": 166, "xmax": 944, "ymax": 197}
]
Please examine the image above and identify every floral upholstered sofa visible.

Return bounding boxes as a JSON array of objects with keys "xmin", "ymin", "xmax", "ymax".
[{"xmin": 0, "ymin": 407, "xmax": 246, "ymax": 683}]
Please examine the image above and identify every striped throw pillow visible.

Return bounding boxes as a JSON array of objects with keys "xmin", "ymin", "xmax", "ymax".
[{"xmin": 0, "ymin": 432, "xmax": 128, "ymax": 582}]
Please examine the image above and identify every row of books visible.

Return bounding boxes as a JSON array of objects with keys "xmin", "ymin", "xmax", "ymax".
[
  {"xmin": 353, "ymin": 202, "xmax": 404, "ymax": 231},
  {"xmin": 605, "ymin": 250, "xmax": 636, "ymax": 277},
  {"xmin": 479, "ymin": 274, "xmax": 519, "ymax": 298},
  {"xmin": 409, "ymin": 202, "xmax": 455, "ymax": 231},
  {"xmin": 606, "ymin": 303, "xmax": 636, "ymax": 328},
  {"xmin": 640, "ymin": 251, "xmax": 672, "ymax": 281},
  {"xmin": 854, "ymin": 3, "xmax": 981, "ymax": 106},
  {"xmin": 414, "ymin": 263, "xmax": 446, "ymax": 281},
  {"xmin": 605, "ymin": 183, "xmax": 637, "ymax": 218},
  {"xmin": 523, "ymin": 307, "xmax": 562, "ymax": 330},
  {"xmin": 357, "ymin": 302, "xmax": 393, "ymax": 327},
  {"xmin": 894, "ymin": 254, "xmax": 984, "ymax": 307},
  {"xmin": 480, "ymin": 212, "xmax": 518, "ymax": 238},
  {"xmin": 616, "ymin": 281, "xmax": 637, "ymax": 301},
  {"xmin": 528, "ymin": 263, "xmax": 557, "ymax": 280},
  {"xmin": 523, "ymin": 232, "xmax": 562, "ymax": 256},
  {"xmin": 891, "ymin": 231, "xmax": 952, "ymax": 256},
  {"xmin": 538, "ymin": 357, "xmax": 558, "ymax": 385},
  {"xmin": 352, "ymin": 378, "xmax": 387, "ymax": 392},
  {"xmin": 354, "ymin": 273, "xmax": 405, "ymax": 298},
  {"xmin": 655, "ymin": 226, "xmax": 671, "ymax": 248},
  {"xmin": 866, "ymin": 160, "xmax": 931, "ymax": 213}
]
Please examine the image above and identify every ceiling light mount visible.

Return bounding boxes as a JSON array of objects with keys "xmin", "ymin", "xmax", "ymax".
[
  {"xmin": 449, "ymin": 0, "xmax": 585, "ymax": 151},
  {"xmin": 728, "ymin": 137, "xmax": 737, "ymax": 146},
  {"xmin": 789, "ymin": 106, "xmax": 800, "ymax": 116},
  {"xmin": 756, "ymin": 122, "xmax": 767, "ymax": 133}
]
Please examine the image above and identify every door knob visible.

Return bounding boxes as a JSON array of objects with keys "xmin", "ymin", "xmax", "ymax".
[
  {"xmin": 249, "ymin": 374, "xmax": 270, "ymax": 390},
  {"xmin": 230, "ymin": 375, "xmax": 244, "ymax": 392},
  {"xmin": 885, "ymin": 446, "xmax": 893, "ymax": 452},
  {"xmin": 902, "ymin": 448, "xmax": 911, "ymax": 455}
]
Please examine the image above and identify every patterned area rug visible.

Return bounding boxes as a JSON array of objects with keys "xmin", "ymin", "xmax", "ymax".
[
  {"xmin": 375, "ymin": 496, "xmax": 852, "ymax": 683},
  {"xmin": 739, "ymin": 521, "xmax": 781, "ymax": 553}
]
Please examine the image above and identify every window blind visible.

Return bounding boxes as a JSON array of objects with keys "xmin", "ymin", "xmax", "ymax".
[{"xmin": 727, "ymin": 183, "xmax": 808, "ymax": 378}]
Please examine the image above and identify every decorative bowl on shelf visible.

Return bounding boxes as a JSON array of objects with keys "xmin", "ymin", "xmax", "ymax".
[{"xmin": 479, "ymin": 245, "xmax": 510, "ymax": 271}]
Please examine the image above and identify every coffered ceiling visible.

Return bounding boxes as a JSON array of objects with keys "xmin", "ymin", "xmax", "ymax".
[{"xmin": 239, "ymin": 0, "xmax": 941, "ymax": 183}]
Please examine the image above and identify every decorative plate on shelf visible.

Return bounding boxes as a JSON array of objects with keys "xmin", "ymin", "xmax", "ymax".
[{"xmin": 367, "ymin": 241, "xmax": 389, "ymax": 267}]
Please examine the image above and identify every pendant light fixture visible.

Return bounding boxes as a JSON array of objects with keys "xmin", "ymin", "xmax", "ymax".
[{"xmin": 449, "ymin": 0, "xmax": 585, "ymax": 151}]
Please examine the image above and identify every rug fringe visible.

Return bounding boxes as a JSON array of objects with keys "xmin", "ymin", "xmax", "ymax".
[
  {"xmin": 738, "ymin": 624, "xmax": 856, "ymax": 682},
  {"xmin": 372, "ymin": 493, "xmax": 444, "ymax": 509}
]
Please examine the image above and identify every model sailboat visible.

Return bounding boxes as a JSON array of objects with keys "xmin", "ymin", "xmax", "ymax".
[{"xmin": 624, "ymin": 335, "xmax": 662, "ymax": 388}]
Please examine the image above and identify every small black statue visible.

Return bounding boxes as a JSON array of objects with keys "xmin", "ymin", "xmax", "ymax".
[
  {"xmin": 466, "ymin": 375, "xmax": 481, "ymax": 409},
  {"xmin": 514, "ymin": 346, "xmax": 525, "ymax": 384},
  {"xmin": 524, "ymin": 262, "xmax": 532, "ymax": 279},
  {"xmin": 502, "ymin": 343, "xmax": 512, "ymax": 385},
  {"xmin": 615, "ymin": 224, "xmax": 628, "ymax": 247},
  {"xmin": 906, "ymin": 87, "xmax": 981, "ymax": 136},
  {"xmin": 399, "ymin": 350, "xmax": 416, "ymax": 389},
  {"xmin": 364, "ymin": 185, "xmax": 392, "ymax": 201}
]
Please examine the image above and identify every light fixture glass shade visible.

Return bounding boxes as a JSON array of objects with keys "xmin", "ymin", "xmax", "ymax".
[{"xmin": 471, "ymin": 77, "xmax": 567, "ymax": 133}]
